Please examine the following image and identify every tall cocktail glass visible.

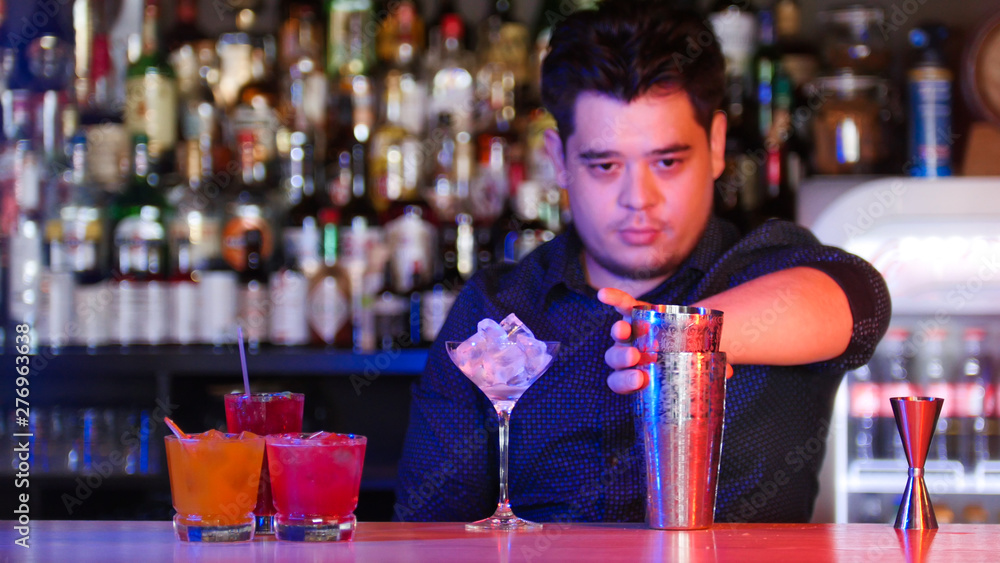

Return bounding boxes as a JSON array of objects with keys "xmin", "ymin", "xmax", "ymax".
[
  {"xmin": 446, "ymin": 339, "xmax": 560, "ymax": 531},
  {"xmin": 224, "ymin": 392, "xmax": 304, "ymax": 534},
  {"xmin": 266, "ymin": 432, "xmax": 367, "ymax": 541},
  {"xmin": 165, "ymin": 430, "xmax": 265, "ymax": 542}
]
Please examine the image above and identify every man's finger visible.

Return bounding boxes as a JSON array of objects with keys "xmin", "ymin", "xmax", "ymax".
[
  {"xmin": 605, "ymin": 345, "xmax": 640, "ymax": 370},
  {"xmin": 607, "ymin": 369, "xmax": 648, "ymax": 394},
  {"xmin": 611, "ymin": 319, "xmax": 632, "ymax": 342},
  {"xmin": 597, "ymin": 287, "xmax": 642, "ymax": 317},
  {"xmin": 726, "ymin": 364, "xmax": 734, "ymax": 379}
]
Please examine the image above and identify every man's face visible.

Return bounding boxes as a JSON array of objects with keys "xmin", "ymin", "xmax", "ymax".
[{"xmin": 545, "ymin": 90, "xmax": 726, "ymax": 287}]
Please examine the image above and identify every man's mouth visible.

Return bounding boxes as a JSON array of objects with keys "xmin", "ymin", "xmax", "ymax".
[{"xmin": 618, "ymin": 228, "xmax": 661, "ymax": 246}]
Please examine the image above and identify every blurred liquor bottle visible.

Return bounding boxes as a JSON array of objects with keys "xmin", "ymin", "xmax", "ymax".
[
  {"xmin": 308, "ymin": 208, "xmax": 353, "ymax": 348},
  {"xmin": 916, "ymin": 329, "xmax": 956, "ymax": 462},
  {"xmin": 847, "ymin": 364, "xmax": 878, "ymax": 462},
  {"xmin": 327, "ymin": 0, "xmax": 375, "ymax": 80},
  {"xmin": 74, "ymin": 0, "xmax": 117, "ymax": 119},
  {"xmin": 423, "ymin": 212, "xmax": 476, "ymax": 342},
  {"xmin": 476, "ymin": 0, "xmax": 530, "ymax": 90},
  {"xmin": 876, "ymin": 328, "xmax": 917, "ymax": 460},
  {"xmin": 423, "ymin": 112, "xmax": 474, "ymax": 223},
  {"xmin": 376, "ymin": 0, "xmax": 426, "ymax": 137},
  {"xmin": 756, "ymin": 71, "xmax": 799, "ymax": 223},
  {"xmin": 169, "ymin": 0, "xmax": 227, "ymax": 179},
  {"xmin": 41, "ymin": 132, "xmax": 108, "ymax": 350},
  {"xmin": 109, "ymin": 134, "xmax": 170, "ymax": 346},
  {"xmin": 166, "ymin": 139, "xmax": 222, "ymax": 345},
  {"xmin": 957, "ymin": 328, "xmax": 995, "ymax": 469},
  {"xmin": 271, "ymin": 130, "xmax": 323, "ymax": 346},
  {"xmin": 328, "ymin": 86, "xmax": 379, "ymax": 352},
  {"xmin": 427, "ymin": 13, "xmax": 475, "ymax": 135},
  {"xmin": 231, "ymin": 38, "xmax": 281, "ymax": 179},
  {"xmin": 500, "ymin": 178, "xmax": 557, "ymax": 263},
  {"xmin": 238, "ymin": 227, "xmax": 269, "ymax": 351},
  {"xmin": 279, "ymin": 1, "xmax": 328, "ymax": 159},
  {"xmin": 382, "ymin": 199, "xmax": 436, "ymax": 348},
  {"xmin": 223, "ymin": 129, "xmax": 278, "ymax": 286},
  {"xmin": 370, "ymin": 71, "xmax": 425, "ymax": 219},
  {"xmin": 125, "ymin": 0, "xmax": 178, "ymax": 174},
  {"xmin": 710, "ymin": 0, "xmax": 760, "ymax": 234},
  {"xmin": 2, "ymin": 114, "xmax": 43, "ymax": 350}
]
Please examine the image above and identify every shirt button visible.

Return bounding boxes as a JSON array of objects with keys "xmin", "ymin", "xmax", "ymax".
[{"xmin": 609, "ymin": 455, "xmax": 619, "ymax": 467}]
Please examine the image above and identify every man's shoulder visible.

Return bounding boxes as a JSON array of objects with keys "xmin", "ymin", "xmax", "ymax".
[{"xmin": 467, "ymin": 233, "xmax": 569, "ymax": 298}]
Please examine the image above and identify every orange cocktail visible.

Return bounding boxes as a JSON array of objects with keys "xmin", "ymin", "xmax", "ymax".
[{"xmin": 165, "ymin": 430, "xmax": 265, "ymax": 542}]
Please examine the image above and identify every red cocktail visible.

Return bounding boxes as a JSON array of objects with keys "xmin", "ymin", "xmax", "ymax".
[
  {"xmin": 224, "ymin": 392, "xmax": 304, "ymax": 534},
  {"xmin": 266, "ymin": 432, "xmax": 367, "ymax": 541}
]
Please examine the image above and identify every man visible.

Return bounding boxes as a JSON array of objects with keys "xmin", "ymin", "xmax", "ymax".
[{"xmin": 395, "ymin": 2, "xmax": 890, "ymax": 523}]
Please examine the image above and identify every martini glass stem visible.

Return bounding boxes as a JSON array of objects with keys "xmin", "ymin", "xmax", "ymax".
[{"xmin": 495, "ymin": 404, "xmax": 514, "ymax": 518}]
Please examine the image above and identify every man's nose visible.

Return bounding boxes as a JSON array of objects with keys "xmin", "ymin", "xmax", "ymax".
[{"xmin": 619, "ymin": 165, "xmax": 662, "ymax": 210}]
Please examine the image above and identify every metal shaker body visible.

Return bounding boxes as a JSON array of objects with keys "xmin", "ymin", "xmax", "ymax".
[{"xmin": 632, "ymin": 305, "xmax": 726, "ymax": 530}]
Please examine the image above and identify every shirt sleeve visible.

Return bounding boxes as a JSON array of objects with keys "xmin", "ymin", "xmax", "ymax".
[
  {"xmin": 707, "ymin": 219, "xmax": 892, "ymax": 373},
  {"xmin": 393, "ymin": 273, "xmax": 501, "ymax": 522}
]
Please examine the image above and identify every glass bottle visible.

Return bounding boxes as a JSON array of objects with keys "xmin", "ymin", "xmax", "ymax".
[
  {"xmin": 756, "ymin": 71, "xmax": 798, "ymax": 223},
  {"xmin": 108, "ymin": 134, "xmax": 170, "ymax": 346},
  {"xmin": 337, "ymin": 140, "xmax": 379, "ymax": 353},
  {"xmin": 876, "ymin": 328, "xmax": 916, "ymax": 460},
  {"xmin": 279, "ymin": 2, "xmax": 328, "ymax": 141},
  {"xmin": 369, "ymin": 71, "xmax": 425, "ymax": 218},
  {"xmin": 125, "ymin": 0, "xmax": 178, "ymax": 173},
  {"xmin": 377, "ymin": 0, "xmax": 427, "ymax": 136},
  {"xmin": 74, "ymin": 0, "xmax": 117, "ymax": 118},
  {"xmin": 308, "ymin": 208, "xmax": 353, "ymax": 348},
  {"xmin": 221, "ymin": 131, "xmax": 278, "ymax": 278},
  {"xmin": 44, "ymin": 133, "xmax": 108, "ymax": 350},
  {"xmin": 423, "ymin": 112, "xmax": 474, "ymax": 222},
  {"xmin": 958, "ymin": 328, "xmax": 995, "ymax": 469},
  {"xmin": 422, "ymin": 212, "xmax": 475, "ymax": 342},
  {"xmin": 916, "ymin": 329, "xmax": 954, "ymax": 462},
  {"xmin": 2, "ymin": 126, "xmax": 43, "ymax": 350},
  {"xmin": 271, "ymin": 130, "xmax": 323, "ymax": 346},
  {"xmin": 231, "ymin": 40, "xmax": 281, "ymax": 175},
  {"xmin": 326, "ymin": 0, "xmax": 375, "ymax": 80},
  {"xmin": 238, "ymin": 227, "xmax": 269, "ymax": 351},
  {"xmin": 476, "ymin": 0, "xmax": 530, "ymax": 88},
  {"xmin": 710, "ymin": 0, "xmax": 760, "ymax": 234},
  {"xmin": 167, "ymin": 140, "xmax": 222, "ymax": 345},
  {"xmin": 428, "ymin": 14, "xmax": 475, "ymax": 134},
  {"xmin": 847, "ymin": 364, "xmax": 878, "ymax": 462}
]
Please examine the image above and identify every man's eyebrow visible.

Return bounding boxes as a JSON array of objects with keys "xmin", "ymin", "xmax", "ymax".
[
  {"xmin": 577, "ymin": 150, "xmax": 620, "ymax": 160},
  {"xmin": 577, "ymin": 145, "xmax": 692, "ymax": 160},
  {"xmin": 647, "ymin": 144, "xmax": 692, "ymax": 156}
]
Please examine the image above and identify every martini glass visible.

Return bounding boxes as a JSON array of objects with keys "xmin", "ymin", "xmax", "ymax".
[{"xmin": 446, "ymin": 340, "xmax": 560, "ymax": 531}]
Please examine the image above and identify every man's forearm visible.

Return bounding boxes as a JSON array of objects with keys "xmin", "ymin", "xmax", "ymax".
[{"xmin": 693, "ymin": 266, "xmax": 853, "ymax": 366}]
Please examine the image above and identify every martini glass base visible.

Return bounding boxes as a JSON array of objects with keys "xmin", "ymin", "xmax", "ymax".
[{"xmin": 466, "ymin": 511, "xmax": 542, "ymax": 531}]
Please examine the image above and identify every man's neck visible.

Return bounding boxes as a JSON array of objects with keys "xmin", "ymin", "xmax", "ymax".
[{"xmin": 581, "ymin": 251, "xmax": 670, "ymax": 298}]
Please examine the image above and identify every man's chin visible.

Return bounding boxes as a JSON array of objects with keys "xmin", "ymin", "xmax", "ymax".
[{"xmin": 594, "ymin": 251, "xmax": 677, "ymax": 282}]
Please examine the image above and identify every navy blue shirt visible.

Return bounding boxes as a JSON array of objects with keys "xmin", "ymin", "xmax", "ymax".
[{"xmin": 394, "ymin": 217, "xmax": 891, "ymax": 523}]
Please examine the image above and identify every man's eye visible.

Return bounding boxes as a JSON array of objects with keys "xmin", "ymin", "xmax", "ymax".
[
  {"xmin": 588, "ymin": 162, "xmax": 619, "ymax": 173},
  {"xmin": 655, "ymin": 158, "xmax": 680, "ymax": 169}
]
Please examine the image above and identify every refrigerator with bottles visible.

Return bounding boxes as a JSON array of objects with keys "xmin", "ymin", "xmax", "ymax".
[{"xmin": 803, "ymin": 176, "xmax": 1000, "ymax": 524}]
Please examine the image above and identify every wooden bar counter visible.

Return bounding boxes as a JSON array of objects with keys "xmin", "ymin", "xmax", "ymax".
[{"xmin": 3, "ymin": 521, "xmax": 1000, "ymax": 562}]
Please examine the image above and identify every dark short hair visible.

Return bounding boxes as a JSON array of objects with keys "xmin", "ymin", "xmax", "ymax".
[{"xmin": 541, "ymin": 1, "xmax": 726, "ymax": 146}]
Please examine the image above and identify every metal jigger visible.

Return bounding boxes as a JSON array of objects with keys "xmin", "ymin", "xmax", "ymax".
[{"xmin": 891, "ymin": 397, "xmax": 944, "ymax": 530}]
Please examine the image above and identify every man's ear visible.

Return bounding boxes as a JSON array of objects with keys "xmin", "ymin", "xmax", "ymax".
[
  {"xmin": 709, "ymin": 110, "xmax": 727, "ymax": 181},
  {"xmin": 543, "ymin": 128, "xmax": 569, "ymax": 188}
]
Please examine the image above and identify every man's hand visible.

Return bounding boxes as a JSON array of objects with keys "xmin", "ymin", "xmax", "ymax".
[
  {"xmin": 598, "ymin": 288, "xmax": 734, "ymax": 395},
  {"xmin": 597, "ymin": 288, "xmax": 651, "ymax": 394}
]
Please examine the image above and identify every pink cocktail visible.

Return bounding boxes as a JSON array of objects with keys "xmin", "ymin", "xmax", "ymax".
[
  {"xmin": 224, "ymin": 392, "xmax": 304, "ymax": 534},
  {"xmin": 266, "ymin": 432, "xmax": 367, "ymax": 541}
]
